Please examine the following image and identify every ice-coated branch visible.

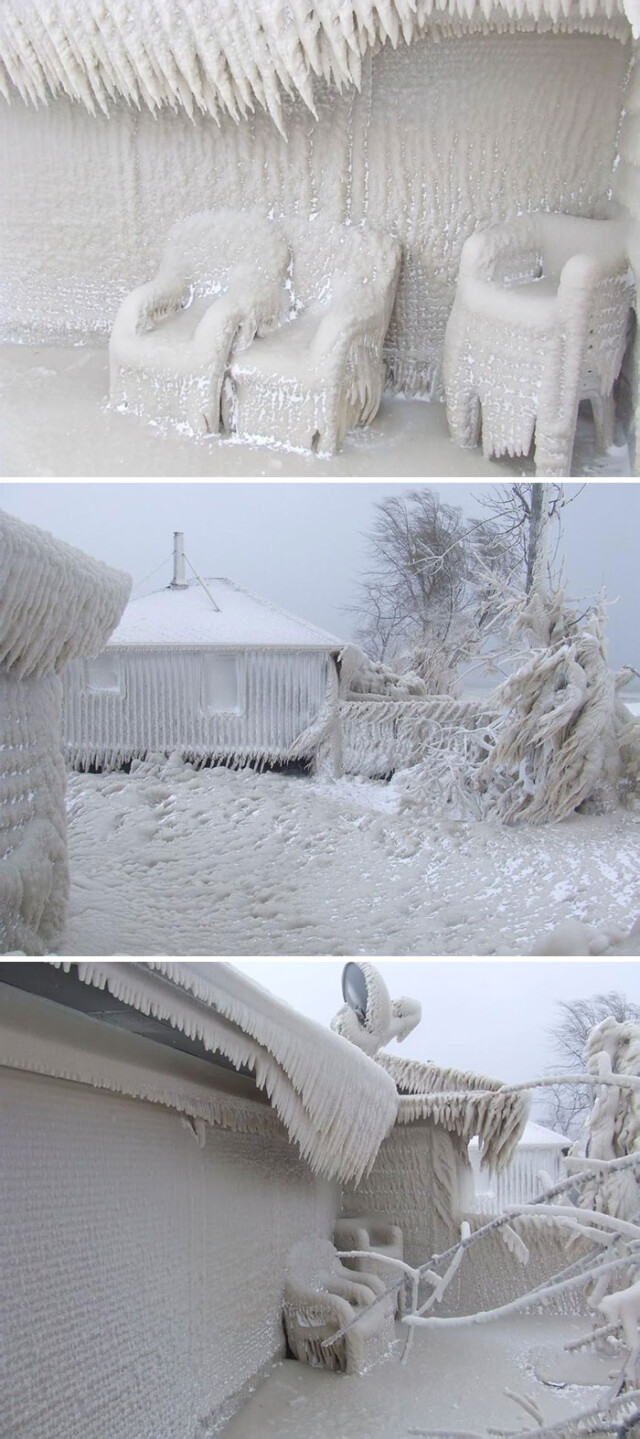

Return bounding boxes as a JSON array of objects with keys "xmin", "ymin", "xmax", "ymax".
[
  {"xmin": 407, "ymin": 1392, "xmax": 640, "ymax": 1439},
  {"xmin": 402, "ymin": 1254, "xmax": 638, "ymax": 1329}
]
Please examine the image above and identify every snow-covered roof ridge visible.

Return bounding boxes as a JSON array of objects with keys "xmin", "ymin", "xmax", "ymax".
[
  {"xmin": 0, "ymin": 0, "xmax": 633, "ymax": 132},
  {"xmin": 377, "ymin": 1052, "xmax": 529, "ymax": 1172},
  {"xmin": 107, "ymin": 576, "xmax": 342, "ymax": 651},
  {"xmin": 52, "ymin": 961, "xmax": 399, "ymax": 1184},
  {"xmin": 0, "ymin": 510, "xmax": 131, "ymax": 679}
]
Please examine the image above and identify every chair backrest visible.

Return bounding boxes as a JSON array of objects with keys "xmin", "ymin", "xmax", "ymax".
[
  {"xmin": 283, "ymin": 217, "xmax": 400, "ymax": 312},
  {"xmin": 537, "ymin": 214, "xmax": 630, "ymax": 284},
  {"xmin": 161, "ymin": 209, "xmax": 289, "ymax": 297},
  {"xmin": 286, "ymin": 1238, "xmax": 341, "ymax": 1291}
]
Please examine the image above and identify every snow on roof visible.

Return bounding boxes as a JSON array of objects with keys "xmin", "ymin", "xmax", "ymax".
[
  {"xmin": 51, "ymin": 961, "xmax": 399, "ymax": 1185},
  {"xmin": 107, "ymin": 577, "xmax": 342, "ymax": 652},
  {"xmin": 0, "ymin": 0, "xmax": 633, "ymax": 133},
  {"xmin": 469, "ymin": 1119, "xmax": 570, "ymax": 1150},
  {"xmin": 0, "ymin": 510, "xmax": 131, "ymax": 679}
]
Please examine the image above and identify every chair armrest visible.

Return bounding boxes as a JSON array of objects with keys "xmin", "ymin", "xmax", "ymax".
[
  {"xmin": 111, "ymin": 275, "xmax": 190, "ymax": 343},
  {"xmin": 312, "ymin": 287, "xmax": 387, "ymax": 364},
  {"xmin": 326, "ymin": 1275, "xmax": 379, "ymax": 1306},
  {"xmin": 459, "ymin": 221, "xmax": 542, "ymax": 285},
  {"xmin": 193, "ymin": 265, "xmax": 286, "ymax": 359}
]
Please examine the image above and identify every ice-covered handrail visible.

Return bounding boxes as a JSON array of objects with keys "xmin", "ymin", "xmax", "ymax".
[
  {"xmin": 51, "ymin": 961, "xmax": 399, "ymax": 1184},
  {"xmin": 0, "ymin": 510, "xmax": 131, "ymax": 679},
  {"xmin": 377, "ymin": 1053, "xmax": 529, "ymax": 1173},
  {"xmin": 0, "ymin": 0, "xmax": 633, "ymax": 133}
]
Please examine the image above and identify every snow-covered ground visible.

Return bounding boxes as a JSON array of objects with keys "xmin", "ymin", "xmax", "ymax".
[
  {"xmin": 62, "ymin": 757, "xmax": 639, "ymax": 956},
  {"xmin": 222, "ymin": 1315, "xmax": 621, "ymax": 1438},
  {"xmin": 0, "ymin": 343, "xmax": 630, "ymax": 477}
]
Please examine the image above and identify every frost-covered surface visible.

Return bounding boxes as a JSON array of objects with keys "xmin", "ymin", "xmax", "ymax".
[
  {"xmin": 1, "ymin": 31, "xmax": 628, "ymax": 402},
  {"xmin": 45, "ymin": 961, "xmax": 399, "ymax": 1185},
  {"xmin": 443, "ymin": 214, "xmax": 634, "ymax": 476},
  {"xmin": 3, "ymin": 1062, "xmax": 338, "ymax": 1439},
  {"xmin": 228, "ymin": 220, "xmax": 401, "ymax": 454},
  {"xmin": 0, "ymin": 0, "xmax": 633, "ymax": 128},
  {"xmin": 222, "ymin": 1314, "xmax": 623, "ymax": 1439},
  {"xmin": 0, "ymin": 509, "xmax": 131, "ymax": 678},
  {"xmin": 283, "ymin": 1237, "xmax": 396, "ymax": 1374},
  {"xmin": 0, "ymin": 511, "xmax": 130, "ymax": 954},
  {"xmin": 615, "ymin": 49, "xmax": 640, "ymax": 474},
  {"xmin": 379, "ymin": 1053, "xmax": 528, "ymax": 1173},
  {"xmin": 2, "ymin": 345, "xmax": 630, "ymax": 477},
  {"xmin": 110, "ymin": 210, "xmax": 290, "ymax": 437},
  {"xmin": 61, "ymin": 758, "xmax": 640, "ymax": 955},
  {"xmin": 577, "ymin": 1016, "xmax": 640, "ymax": 1219},
  {"xmin": 106, "ymin": 577, "xmax": 341, "ymax": 650}
]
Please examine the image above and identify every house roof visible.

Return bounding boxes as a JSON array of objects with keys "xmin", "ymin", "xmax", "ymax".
[
  {"xmin": 377, "ymin": 1052, "xmax": 530, "ymax": 1173},
  {"xmin": 0, "ymin": 510, "xmax": 131, "ymax": 679},
  {"xmin": 46, "ymin": 961, "xmax": 400, "ymax": 1185},
  {"xmin": 469, "ymin": 1119, "xmax": 570, "ymax": 1150},
  {"xmin": 107, "ymin": 577, "xmax": 342, "ymax": 652},
  {"xmin": 0, "ymin": 0, "xmax": 632, "ymax": 134}
]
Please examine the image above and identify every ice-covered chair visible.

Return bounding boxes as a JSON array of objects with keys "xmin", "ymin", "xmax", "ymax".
[
  {"xmin": 443, "ymin": 214, "xmax": 634, "ymax": 476},
  {"xmin": 224, "ymin": 219, "xmax": 401, "ymax": 454},
  {"xmin": 283, "ymin": 1238, "xmax": 397, "ymax": 1375},
  {"xmin": 109, "ymin": 209, "xmax": 290, "ymax": 436},
  {"xmin": 334, "ymin": 1214, "xmax": 405, "ymax": 1315}
]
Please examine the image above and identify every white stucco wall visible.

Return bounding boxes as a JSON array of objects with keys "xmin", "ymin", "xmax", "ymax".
[
  {"xmin": 0, "ymin": 27, "xmax": 629, "ymax": 393},
  {"xmin": 3, "ymin": 1067, "xmax": 338, "ymax": 1439}
]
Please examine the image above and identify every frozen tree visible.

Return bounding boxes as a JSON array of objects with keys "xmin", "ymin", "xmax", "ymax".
[
  {"xmin": 541, "ymin": 995, "xmax": 640, "ymax": 1140},
  {"xmin": 475, "ymin": 483, "xmax": 585, "ymax": 595},
  {"xmin": 328, "ymin": 1017, "xmax": 640, "ymax": 1438},
  {"xmin": 350, "ymin": 489, "xmax": 512, "ymax": 696}
]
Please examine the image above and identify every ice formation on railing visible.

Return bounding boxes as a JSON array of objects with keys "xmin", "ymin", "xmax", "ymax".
[
  {"xmin": 50, "ymin": 961, "xmax": 400, "ymax": 1184},
  {"xmin": 0, "ymin": 0, "xmax": 634, "ymax": 130}
]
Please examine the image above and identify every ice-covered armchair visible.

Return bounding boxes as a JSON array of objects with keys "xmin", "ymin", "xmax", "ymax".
[
  {"xmin": 443, "ymin": 215, "xmax": 634, "ymax": 476},
  {"xmin": 283, "ymin": 1238, "xmax": 397, "ymax": 1375},
  {"xmin": 225, "ymin": 219, "xmax": 401, "ymax": 454},
  {"xmin": 109, "ymin": 209, "xmax": 289, "ymax": 436},
  {"xmin": 334, "ymin": 1214, "xmax": 405, "ymax": 1315}
]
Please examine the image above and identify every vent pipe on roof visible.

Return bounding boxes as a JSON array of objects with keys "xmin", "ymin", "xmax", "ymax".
[{"xmin": 170, "ymin": 532, "xmax": 188, "ymax": 589}]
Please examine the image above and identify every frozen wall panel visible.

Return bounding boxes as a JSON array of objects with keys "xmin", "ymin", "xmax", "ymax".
[{"xmin": 3, "ymin": 1069, "xmax": 337, "ymax": 1439}]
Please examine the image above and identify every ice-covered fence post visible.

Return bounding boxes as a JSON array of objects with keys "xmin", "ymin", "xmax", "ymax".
[{"xmin": 329, "ymin": 655, "xmax": 343, "ymax": 779}]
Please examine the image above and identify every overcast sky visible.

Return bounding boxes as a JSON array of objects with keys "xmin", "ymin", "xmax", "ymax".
[
  {"xmin": 231, "ymin": 959, "xmax": 640, "ymax": 1104},
  {"xmin": 1, "ymin": 480, "xmax": 638, "ymax": 674}
]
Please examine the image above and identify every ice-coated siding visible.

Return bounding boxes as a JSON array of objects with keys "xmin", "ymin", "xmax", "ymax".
[
  {"xmin": 0, "ymin": 671, "xmax": 67, "ymax": 953},
  {"xmin": 62, "ymin": 646, "xmax": 331, "ymax": 767},
  {"xmin": 0, "ymin": 28, "xmax": 629, "ymax": 395},
  {"xmin": 3, "ymin": 1066, "xmax": 338, "ymax": 1439}
]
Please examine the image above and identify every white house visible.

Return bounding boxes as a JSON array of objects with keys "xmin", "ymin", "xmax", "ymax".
[
  {"xmin": 1, "ymin": 0, "xmax": 638, "ymax": 465},
  {"xmin": 469, "ymin": 1119, "xmax": 571, "ymax": 1212},
  {"xmin": 0, "ymin": 511, "xmax": 130, "ymax": 954},
  {"xmin": 62, "ymin": 535, "xmax": 342, "ymax": 771}
]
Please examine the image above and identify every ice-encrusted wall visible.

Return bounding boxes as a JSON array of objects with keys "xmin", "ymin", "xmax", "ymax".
[
  {"xmin": 62, "ymin": 647, "xmax": 330, "ymax": 767},
  {"xmin": 0, "ymin": 672, "xmax": 67, "ymax": 954},
  {"xmin": 0, "ymin": 27, "xmax": 629, "ymax": 393},
  {"xmin": 4, "ymin": 1068, "xmax": 337, "ymax": 1439},
  {"xmin": 615, "ymin": 45, "xmax": 640, "ymax": 471}
]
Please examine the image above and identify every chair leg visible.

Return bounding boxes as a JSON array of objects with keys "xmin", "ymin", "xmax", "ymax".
[
  {"xmin": 591, "ymin": 391, "xmax": 615, "ymax": 454},
  {"xmin": 446, "ymin": 384, "xmax": 481, "ymax": 450}
]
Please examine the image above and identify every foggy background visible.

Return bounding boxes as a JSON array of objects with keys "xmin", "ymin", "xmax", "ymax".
[
  {"xmin": 232, "ymin": 958, "xmax": 640, "ymax": 1099},
  {"xmin": 1, "ymin": 481, "xmax": 638, "ymax": 677}
]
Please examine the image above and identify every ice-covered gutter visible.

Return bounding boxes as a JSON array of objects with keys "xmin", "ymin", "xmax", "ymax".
[
  {"xmin": 49, "ymin": 961, "xmax": 400, "ymax": 1184},
  {"xmin": 377, "ymin": 1052, "xmax": 529, "ymax": 1172},
  {"xmin": 0, "ymin": 510, "xmax": 131, "ymax": 679},
  {"xmin": 0, "ymin": 0, "xmax": 633, "ymax": 133}
]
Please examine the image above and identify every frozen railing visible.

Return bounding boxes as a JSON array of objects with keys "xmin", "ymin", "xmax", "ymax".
[
  {"xmin": 333, "ymin": 696, "xmax": 497, "ymax": 777},
  {"xmin": 469, "ymin": 1143, "xmax": 569, "ymax": 1215}
]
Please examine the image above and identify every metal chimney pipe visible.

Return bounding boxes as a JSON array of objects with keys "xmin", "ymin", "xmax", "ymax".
[{"xmin": 170, "ymin": 531, "xmax": 188, "ymax": 588}]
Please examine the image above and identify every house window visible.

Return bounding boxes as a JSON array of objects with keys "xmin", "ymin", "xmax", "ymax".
[
  {"xmin": 85, "ymin": 653, "xmax": 121, "ymax": 693},
  {"xmin": 201, "ymin": 654, "xmax": 239, "ymax": 712}
]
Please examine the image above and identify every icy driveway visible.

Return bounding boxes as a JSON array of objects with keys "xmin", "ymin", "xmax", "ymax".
[
  {"xmin": 223, "ymin": 1316, "xmax": 616, "ymax": 1439},
  {"xmin": 61, "ymin": 757, "xmax": 639, "ymax": 955}
]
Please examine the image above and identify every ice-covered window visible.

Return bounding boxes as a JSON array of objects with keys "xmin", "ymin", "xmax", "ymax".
[
  {"xmin": 201, "ymin": 654, "xmax": 239, "ymax": 712},
  {"xmin": 85, "ymin": 652, "xmax": 121, "ymax": 693}
]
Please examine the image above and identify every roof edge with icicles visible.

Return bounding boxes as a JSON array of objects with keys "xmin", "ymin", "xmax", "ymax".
[
  {"xmin": 376, "ymin": 1051, "xmax": 530, "ymax": 1173},
  {"xmin": 50, "ymin": 961, "xmax": 400, "ymax": 1186},
  {"xmin": 0, "ymin": 0, "xmax": 634, "ymax": 136}
]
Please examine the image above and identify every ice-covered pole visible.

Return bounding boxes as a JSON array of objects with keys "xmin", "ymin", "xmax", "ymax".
[{"xmin": 171, "ymin": 531, "xmax": 188, "ymax": 589}]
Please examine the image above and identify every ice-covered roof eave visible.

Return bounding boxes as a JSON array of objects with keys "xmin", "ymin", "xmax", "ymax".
[
  {"xmin": 378, "ymin": 1052, "xmax": 530, "ymax": 1173},
  {"xmin": 0, "ymin": 0, "xmax": 633, "ymax": 134},
  {"xmin": 49, "ymin": 961, "xmax": 400, "ymax": 1185}
]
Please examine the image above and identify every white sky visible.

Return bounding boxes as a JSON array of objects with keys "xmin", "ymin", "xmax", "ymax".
[
  {"xmin": 1, "ymin": 480, "xmax": 638, "ymax": 674},
  {"xmin": 231, "ymin": 959, "xmax": 640, "ymax": 1093}
]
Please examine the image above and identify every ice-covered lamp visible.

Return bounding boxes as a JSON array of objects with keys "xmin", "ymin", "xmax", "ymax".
[{"xmin": 331, "ymin": 961, "xmax": 421, "ymax": 1055}]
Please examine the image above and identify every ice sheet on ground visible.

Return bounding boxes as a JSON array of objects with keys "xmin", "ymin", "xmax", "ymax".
[
  {"xmin": 0, "ymin": 345, "xmax": 630, "ymax": 478},
  {"xmin": 221, "ymin": 1316, "xmax": 615, "ymax": 1438},
  {"xmin": 61, "ymin": 758, "xmax": 640, "ymax": 956}
]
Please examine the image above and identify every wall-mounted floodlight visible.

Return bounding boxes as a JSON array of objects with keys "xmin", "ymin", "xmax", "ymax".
[
  {"xmin": 331, "ymin": 961, "xmax": 421, "ymax": 1056},
  {"xmin": 342, "ymin": 962, "xmax": 369, "ymax": 1024}
]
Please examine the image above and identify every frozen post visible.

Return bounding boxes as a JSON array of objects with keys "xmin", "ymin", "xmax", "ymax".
[{"xmin": 170, "ymin": 531, "xmax": 188, "ymax": 589}]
